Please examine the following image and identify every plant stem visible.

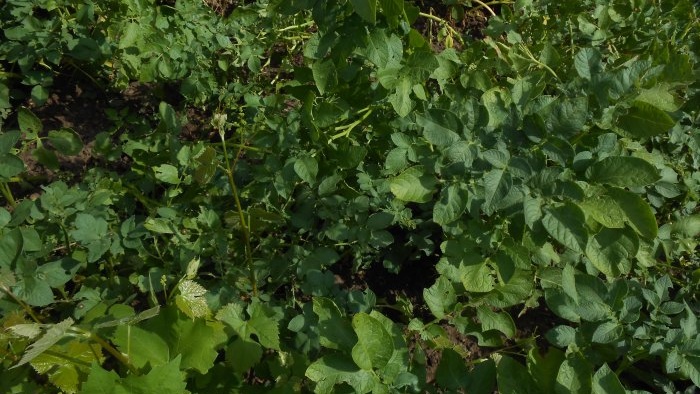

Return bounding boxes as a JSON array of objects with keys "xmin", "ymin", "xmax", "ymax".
[
  {"xmin": 0, "ymin": 285, "xmax": 43, "ymax": 323},
  {"xmin": 0, "ymin": 182, "xmax": 17, "ymax": 207},
  {"xmin": 75, "ymin": 328, "xmax": 138, "ymax": 374},
  {"xmin": 418, "ymin": 12, "xmax": 465, "ymax": 46},
  {"xmin": 470, "ymin": 0, "xmax": 497, "ymax": 17},
  {"xmin": 220, "ymin": 133, "xmax": 257, "ymax": 297}
]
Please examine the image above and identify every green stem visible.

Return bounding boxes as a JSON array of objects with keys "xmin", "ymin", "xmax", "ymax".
[
  {"xmin": 470, "ymin": 0, "xmax": 497, "ymax": 16},
  {"xmin": 220, "ymin": 133, "xmax": 257, "ymax": 297},
  {"xmin": 418, "ymin": 12, "xmax": 466, "ymax": 46},
  {"xmin": 79, "ymin": 329, "xmax": 138, "ymax": 374},
  {"xmin": 0, "ymin": 285, "xmax": 42, "ymax": 323},
  {"xmin": 330, "ymin": 109, "xmax": 374, "ymax": 141},
  {"xmin": 0, "ymin": 182, "xmax": 17, "ymax": 207}
]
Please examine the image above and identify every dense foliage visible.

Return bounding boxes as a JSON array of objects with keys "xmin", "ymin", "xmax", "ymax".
[{"xmin": 1, "ymin": 0, "xmax": 699, "ymax": 392}]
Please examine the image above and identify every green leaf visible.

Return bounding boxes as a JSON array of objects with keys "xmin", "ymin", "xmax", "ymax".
[
  {"xmin": 461, "ymin": 263, "xmax": 495, "ymax": 293},
  {"xmin": 483, "ymin": 169, "xmax": 512, "ymax": 215},
  {"xmin": 389, "ymin": 77, "xmax": 414, "ymax": 117},
  {"xmin": 390, "ymin": 168, "xmax": 435, "ymax": 203},
  {"xmin": 31, "ymin": 340, "xmax": 103, "ymax": 394},
  {"xmin": 477, "ymin": 307, "xmax": 516, "ymax": 338},
  {"xmin": 586, "ymin": 156, "xmax": 660, "ymax": 187},
  {"xmin": 313, "ymin": 297, "xmax": 357, "ymax": 351},
  {"xmin": 226, "ymin": 337, "xmax": 262, "ymax": 373},
  {"xmin": 435, "ymin": 349, "xmax": 468, "ymax": 389},
  {"xmin": 154, "ymin": 164, "xmax": 180, "ymax": 184},
  {"xmin": 0, "ymin": 153, "xmax": 25, "ymax": 179},
  {"xmin": 670, "ymin": 215, "xmax": 700, "ymax": 238},
  {"xmin": 586, "ymin": 227, "xmax": 638, "ymax": 277},
  {"xmin": 306, "ymin": 354, "xmax": 377, "ymax": 394},
  {"xmin": 48, "ymin": 129, "xmax": 83, "ymax": 156},
  {"xmin": 542, "ymin": 203, "xmax": 588, "ymax": 252},
  {"xmin": 33, "ymin": 146, "xmax": 60, "ymax": 170},
  {"xmin": 545, "ymin": 325, "xmax": 576, "ymax": 348},
  {"xmin": 555, "ymin": 354, "xmax": 593, "ymax": 394},
  {"xmin": 294, "ymin": 155, "xmax": 319, "ymax": 184},
  {"xmin": 578, "ymin": 195, "xmax": 626, "ymax": 228},
  {"xmin": 13, "ymin": 318, "xmax": 74, "ymax": 368},
  {"xmin": 527, "ymin": 347, "xmax": 565, "ymax": 393},
  {"xmin": 523, "ymin": 195, "xmax": 543, "ymax": 229},
  {"xmin": 113, "ymin": 324, "xmax": 170, "ymax": 369},
  {"xmin": 424, "ymin": 276, "xmax": 456, "ymax": 319},
  {"xmin": 0, "ymin": 130, "xmax": 21, "ymax": 154},
  {"xmin": 561, "ymin": 264, "xmax": 578, "ymax": 304},
  {"xmin": 433, "ymin": 184, "xmax": 468, "ymax": 226},
  {"xmin": 18, "ymin": 108, "xmax": 42, "ymax": 136},
  {"xmin": 175, "ymin": 280, "xmax": 210, "ymax": 319},
  {"xmin": 679, "ymin": 355, "xmax": 700, "ymax": 387},
  {"xmin": 617, "ymin": 101, "xmax": 675, "ymax": 139},
  {"xmin": 158, "ymin": 102, "xmax": 180, "ymax": 133},
  {"xmin": 312, "ymin": 60, "xmax": 337, "ymax": 95},
  {"xmin": 349, "ymin": 0, "xmax": 377, "ymax": 23},
  {"xmin": 608, "ymin": 188, "xmax": 658, "ymax": 239},
  {"xmin": 142, "ymin": 306, "xmax": 227, "ymax": 373},
  {"xmin": 358, "ymin": 29, "xmax": 402, "ymax": 68},
  {"xmin": 591, "ymin": 322, "xmax": 622, "ymax": 344},
  {"xmin": 497, "ymin": 356, "xmax": 540, "ymax": 394},
  {"xmin": 574, "ymin": 47, "xmax": 602, "ymax": 80},
  {"xmin": 416, "ymin": 109, "xmax": 462, "ymax": 146},
  {"xmin": 591, "ymin": 363, "xmax": 625, "ymax": 394},
  {"xmin": 83, "ymin": 356, "xmax": 187, "ymax": 394},
  {"xmin": 351, "ymin": 313, "xmax": 394, "ymax": 371},
  {"xmin": 0, "ymin": 228, "xmax": 23, "ymax": 267},
  {"xmin": 247, "ymin": 301, "xmax": 281, "ymax": 350}
]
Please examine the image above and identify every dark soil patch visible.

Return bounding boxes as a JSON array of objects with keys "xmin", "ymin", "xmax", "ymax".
[{"xmin": 413, "ymin": 0, "xmax": 492, "ymax": 51}]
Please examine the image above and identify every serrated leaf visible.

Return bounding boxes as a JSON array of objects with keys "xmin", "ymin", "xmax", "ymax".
[
  {"xmin": 48, "ymin": 129, "xmax": 83, "ymax": 156},
  {"xmin": 351, "ymin": 312, "xmax": 394, "ymax": 370},
  {"xmin": 8, "ymin": 323, "xmax": 41, "ymax": 338},
  {"xmin": 247, "ymin": 301, "xmax": 280, "ymax": 350},
  {"xmin": 154, "ymin": 164, "xmax": 180, "ymax": 184},
  {"xmin": 142, "ymin": 306, "xmax": 226, "ymax": 374},
  {"xmin": 608, "ymin": 188, "xmax": 658, "ymax": 239},
  {"xmin": 175, "ymin": 280, "xmax": 210, "ymax": 319},
  {"xmin": 542, "ymin": 203, "xmax": 588, "ymax": 252},
  {"xmin": 31, "ymin": 340, "xmax": 103, "ymax": 394},
  {"xmin": 433, "ymin": 184, "xmax": 467, "ymax": 226},
  {"xmin": 586, "ymin": 156, "xmax": 660, "ymax": 187},
  {"xmin": 13, "ymin": 318, "xmax": 74, "ymax": 368},
  {"xmin": 617, "ymin": 101, "xmax": 675, "ymax": 139}
]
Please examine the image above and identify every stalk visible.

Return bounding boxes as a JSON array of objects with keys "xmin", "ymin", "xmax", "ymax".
[
  {"xmin": 219, "ymin": 130, "xmax": 257, "ymax": 297},
  {"xmin": 0, "ymin": 181, "xmax": 17, "ymax": 207}
]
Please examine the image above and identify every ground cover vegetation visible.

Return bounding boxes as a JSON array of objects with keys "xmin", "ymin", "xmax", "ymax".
[{"xmin": 0, "ymin": 0, "xmax": 699, "ymax": 392}]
